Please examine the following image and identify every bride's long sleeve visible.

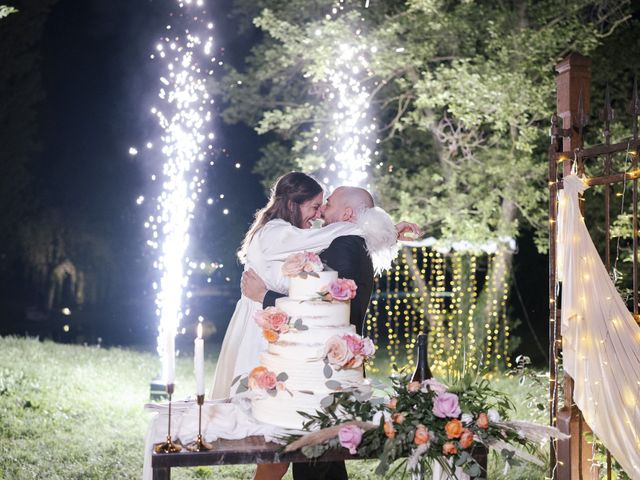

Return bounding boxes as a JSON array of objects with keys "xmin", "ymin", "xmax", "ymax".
[{"xmin": 259, "ymin": 219, "xmax": 362, "ymax": 263}]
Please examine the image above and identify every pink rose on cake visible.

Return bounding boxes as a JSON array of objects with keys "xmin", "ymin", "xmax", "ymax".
[
  {"xmin": 247, "ymin": 366, "xmax": 289, "ymax": 396},
  {"xmin": 324, "ymin": 334, "xmax": 375, "ymax": 371},
  {"xmin": 254, "ymin": 306, "xmax": 291, "ymax": 343},
  {"xmin": 320, "ymin": 278, "xmax": 358, "ymax": 302},
  {"xmin": 282, "ymin": 251, "xmax": 323, "ymax": 277},
  {"xmin": 324, "ymin": 335, "xmax": 353, "ymax": 368}
]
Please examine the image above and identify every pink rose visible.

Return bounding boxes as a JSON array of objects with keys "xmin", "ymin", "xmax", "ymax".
[
  {"xmin": 263, "ymin": 307, "xmax": 289, "ymax": 332},
  {"xmin": 432, "ymin": 392, "xmax": 462, "ymax": 419},
  {"xmin": 256, "ymin": 370, "xmax": 278, "ymax": 390},
  {"xmin": 328, "ymin": 278, "xmax": 357, "ymax": 301},
  {"xmin": 423, "ymin": 378, "xmax": 448, "ymax": 395},
  {"xmin": 338, "ymin": 425, "xmax": 362, "ymax": 454},
  {"xmin": 361, "ymin": 337, "xmax": 375, "ymax": 357},
  {"xmin": 281, "ymin": 253, "xmax": 306, "ymax": 277},
  {"xmin": 407, "ymin": 381, "xmax": 421, "ymax": 393},
  {"xmin": 344, "ymin": 334, "xmax": 364, "ymax": 355},
  {"xmin": 324, "ymin": 336, "xmax": 353, "ymax": 368},
  {"xmin": 302, "ymin": 252, "xmax": 323, "ymax": 272},
  {"xmin": 282, "ymin": 252, "xmax": 322, "ymax": 276}
]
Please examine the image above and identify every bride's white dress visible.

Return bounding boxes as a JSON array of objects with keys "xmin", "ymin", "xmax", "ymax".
[{"xmin": 209, "ymin": 218, "xmax": 361, "ymax": 400}]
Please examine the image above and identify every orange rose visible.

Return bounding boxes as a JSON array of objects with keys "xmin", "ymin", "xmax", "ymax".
[
  {"xmin": 262, "ymin": 328, "xmax": 279, "ymax": 343},
  {"xmin": 392, "ymin": 412, "xmax": 405, "ymax": 424},
  {"xmin": 459, "ymin": 429, "xmax": 474, "ymax": 449},
  {"xmin": 476, "ymin": 412, "xmax": 489, "ymax": 429},
  {"xmin": 248, "ymin": 366, "xmax": 268, "ymax": 389},
  {"xmin": 407, "ymin": 381, "xmax": 421, "ymax": 392},
  {"xmin": 384, "ymin": 420, "xmax": 396, "ymax": 439},
  {"xmin": 442, "ymin": 442, "xmax": 458, "ymax": 455},
  {"xmin": 414, "ymin": 424, "xmax": 430, "ymax": 445},
  {"xmin": 387, "ymin": 397, "xmax": 398, "ymax": 410},
  {"xmin": 444, "ymin": 419, "xmax": 463, "ymax": 439}
]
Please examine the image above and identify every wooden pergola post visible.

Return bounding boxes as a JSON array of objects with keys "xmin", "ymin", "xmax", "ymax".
[{"xmin": 550, "ymin": 52, "xmax": 593, "ymax": 480}]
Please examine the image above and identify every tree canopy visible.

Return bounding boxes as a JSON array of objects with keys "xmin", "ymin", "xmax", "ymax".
[{"xmin": 221, "ymin": 0, "xmax": 632, "ymax": 251}]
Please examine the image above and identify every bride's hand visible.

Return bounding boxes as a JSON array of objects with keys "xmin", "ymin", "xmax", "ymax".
[
  {"xmin": 395, "ymin": 221, "xmax": 421, "ymax": 241},
  {"xmin": 241, "ymin": 269, "xmax": 267, "ymax": 304}
]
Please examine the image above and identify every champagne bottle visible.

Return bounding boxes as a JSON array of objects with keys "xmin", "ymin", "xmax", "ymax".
[{"xmin": 411, "ymin": 333, "xmax": 433, "ymax": 382}]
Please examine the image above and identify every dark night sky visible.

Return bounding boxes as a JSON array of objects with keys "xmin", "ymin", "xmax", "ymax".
[
  {"xmin": 39, "ymin": 0, "xmax": 266, "ymax": 270},
  {"xmin": 29, "ymin": 0, "xmax": 268, "ymax": 345}
]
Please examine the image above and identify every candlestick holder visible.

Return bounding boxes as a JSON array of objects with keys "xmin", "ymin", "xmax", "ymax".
[
  {"xmin": 154, "ymin": 383, "xmax": 183, "ymax": 453},
  {"xmin": 186, "ymin": 394, "xmax": 213, "ymax": 451}
]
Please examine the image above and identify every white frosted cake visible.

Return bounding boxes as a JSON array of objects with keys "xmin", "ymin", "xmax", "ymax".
[{"xmin": 240, "ymin": 252, "xmax": 373, "ymax": 430}]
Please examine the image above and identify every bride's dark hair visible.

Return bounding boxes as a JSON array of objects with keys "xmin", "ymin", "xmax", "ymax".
[{"xmin": 238, "ymin": 172, "xmax": 323, "ymax": 262}]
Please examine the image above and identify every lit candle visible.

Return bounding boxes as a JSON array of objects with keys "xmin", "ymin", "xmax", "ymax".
[
  {"xmin": 194, "ymin": 322, "xmax": 205, "ymax": 395},
  {"xmin": 164, "ymin": 329, "xmax": 175, "ymax": 386}
]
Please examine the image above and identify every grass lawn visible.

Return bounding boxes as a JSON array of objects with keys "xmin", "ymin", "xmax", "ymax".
[{"xmin": 0, "ymin": 336, "xmax": 549, "ymax": 479}]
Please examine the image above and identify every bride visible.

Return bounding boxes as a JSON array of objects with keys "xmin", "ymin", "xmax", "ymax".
[{"xmin": 209, "ymin": 172, "xmax": 364, "ymax": 401}]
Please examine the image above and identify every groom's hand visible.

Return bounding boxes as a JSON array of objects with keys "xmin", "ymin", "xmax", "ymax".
[
  {"xmin": 241, "ymin": 269, "xmax": 267, "ymax": 303},
  {"xmin": 395, "ymin": 221, "xmax": 421, "ymax": 241}
]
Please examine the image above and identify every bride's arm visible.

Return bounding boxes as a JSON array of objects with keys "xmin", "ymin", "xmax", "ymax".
[{"xmin": 260, "ymin": 219, "xmax": 362, "ymax": 261}]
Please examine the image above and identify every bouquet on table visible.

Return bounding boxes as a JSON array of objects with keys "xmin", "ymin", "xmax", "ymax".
[{"xmin": 282, "ymin": 373, "xmax": 564, "ymax": 478}]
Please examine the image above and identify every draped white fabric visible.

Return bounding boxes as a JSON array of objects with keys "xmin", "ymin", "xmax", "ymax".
[{"xmin": 557, "ymin": 174, "xmax": 640, "ymax": 478}]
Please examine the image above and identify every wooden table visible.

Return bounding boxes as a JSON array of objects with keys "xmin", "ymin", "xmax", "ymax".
[
  {"xmin": 151, "ymin": 436, "xmax": 488, "ymax": 480},
  {"xmin": 151, "ymin": 435, "xmax": 363, "ymax": 480}
]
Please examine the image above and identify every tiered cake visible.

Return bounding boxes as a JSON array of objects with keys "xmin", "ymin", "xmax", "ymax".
[{"xmin": 245, "ymin": 253, "xmax": 373, "ymax": 430}]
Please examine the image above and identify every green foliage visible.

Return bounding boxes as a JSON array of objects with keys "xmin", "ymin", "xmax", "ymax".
[{"xmin": 221, "ymin": 0, "xmax": 631, "ymax": 247}]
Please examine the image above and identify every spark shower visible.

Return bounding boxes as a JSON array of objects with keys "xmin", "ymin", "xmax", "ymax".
[{"xmin": 142, "ymin": 0, "xmax": 216, "ymax": 385}]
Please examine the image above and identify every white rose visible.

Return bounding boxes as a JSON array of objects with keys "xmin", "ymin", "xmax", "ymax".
[
  {"xmin": 461, "ymin": 413, "xmax": 473, "ymax": 425},
  {"xmin": 488, "ymin": 408, "xmax": 501, "ymax": 423}
]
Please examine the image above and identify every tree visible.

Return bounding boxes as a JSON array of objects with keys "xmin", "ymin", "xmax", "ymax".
[{"xmin": 220, "ymin": 0, "xmax": 631, "ymax": 367}]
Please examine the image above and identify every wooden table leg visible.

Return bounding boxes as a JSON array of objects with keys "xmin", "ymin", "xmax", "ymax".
[{"xmin": 152, "ymin": 466, "xmax": 170, "ymax": 480}]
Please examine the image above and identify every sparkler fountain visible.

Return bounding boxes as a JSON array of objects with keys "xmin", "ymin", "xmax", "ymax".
[
  {"xmin": 311, "ymin": 2, "xmax": 378, "ymax": 190},
  {"xmin": 141, "ymin": 0, "xmax": 217, "ymax": 451}
]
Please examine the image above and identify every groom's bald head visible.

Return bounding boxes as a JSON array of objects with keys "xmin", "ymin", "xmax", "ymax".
[{"xmin": 320, "ymin": 186, "xmax": 374, "ymax": 224}]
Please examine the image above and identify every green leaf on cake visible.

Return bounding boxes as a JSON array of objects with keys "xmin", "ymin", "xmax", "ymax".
[
  {"xmin": 323, "ymin": 363, "xmax": 333, "ymax": 378},
  {"xmin": 235, "ymin": 378, "xmax": 249, "ymax": 394},
  {"xmin": 308, "ymin": 272, "xmax": 320, "ymax": 278},
  {"xmin": 230, "ymin": 374, "xmax": 242, "ymax": 387},
  {"xmin": 299, "ymin": 390, "xmax": 314, "ymax": 395},
  {"xmin": 267, "ymin": 388, "xmax": 277, "ymax": 397},
  {"xmin": 320, "ymin": 395, "xmax": 334, "ymax": 409},
  {"xmin": 293, "ymin": 318, "xmax": 308, "ymax": 331},
  {"xmin": 325, "ymin": 380, "xmax": 342, "ymax": 390},
  {"xmin": 276, "ymin": 372, "xmax": 289, "ymax": 382}
]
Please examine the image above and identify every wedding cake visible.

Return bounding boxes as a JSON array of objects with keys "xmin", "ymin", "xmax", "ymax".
[{"xmin": 237, "ymin": 252, "xmax": 374, "ymax": 430}]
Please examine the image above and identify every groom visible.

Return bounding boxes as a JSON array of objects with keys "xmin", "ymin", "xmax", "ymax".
[{"xmin": 242, "ymin": 186, "xmax": 418, "ymax": 480}]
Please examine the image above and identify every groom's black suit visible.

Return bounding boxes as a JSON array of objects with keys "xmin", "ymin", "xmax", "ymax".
[{"xmin": 262, "ymin": 235, "xmax": 374, "ymax": 480}]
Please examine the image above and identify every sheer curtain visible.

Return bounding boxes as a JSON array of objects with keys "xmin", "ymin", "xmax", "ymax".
[{"xmin": 557, "ymin": 174, "xmax": 640, "ymax": 478}]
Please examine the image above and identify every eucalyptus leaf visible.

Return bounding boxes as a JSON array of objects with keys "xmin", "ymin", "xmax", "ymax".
[
  {"xmin": 267, "ymin": 388, "xmax": 277, "ymax": 397},
  {"xmin": 320, "ymin": 395, "xmax": 333, "ymax": 408},
  {"xmin": 276, "ymin": 372, "xmax": 289, "ymax": 382},
  {"xmin": 230, "ymin": 374, "xmax": 242, "ymax": 387},
  {"xmin": 325, "ymin": 380, "xmax": 342, "ymax": 390},
  {"xmin": 323, "ymin": 363, "xmax": 333, "ymax": 378}
]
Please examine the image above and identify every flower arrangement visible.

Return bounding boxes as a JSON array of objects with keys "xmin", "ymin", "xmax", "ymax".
[
  {"xmin": 283, "ymin": 374, "xmax": 565, "ymax": 477},
  {"xmin": 319, "ymin": 278, "xmax": 357, "ymax": 302},
  {"xmin": 322, "ymin": 334, "xmax": 375, "ymax": 378},
  {"xmin": 254, "ymin": 306, "xmax": 307, "ymax": 343},
  {"xmin": 282, "ymin": 251, "xmax": 323, "ymax": 278},
  {"xmin": 233, "ymin": 366, "xmax": 291, "ymax": 397}
]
